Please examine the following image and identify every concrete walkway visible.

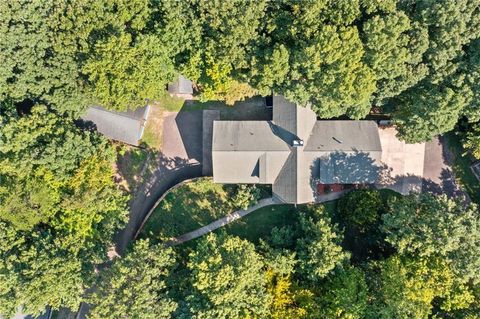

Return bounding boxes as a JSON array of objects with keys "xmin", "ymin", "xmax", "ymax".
[
  {"xmin": 167, "ymin": 191, "xmax": 346, "ymax": 246},
  {"xmin": 166, "ymin": 197, "xmax": 280, "ymax": 246}
]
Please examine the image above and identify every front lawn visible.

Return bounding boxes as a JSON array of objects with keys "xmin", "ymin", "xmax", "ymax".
[
  {"xmin": 224, "ymin": 204, "xmax": 296, "ymax": 243},
  {"xmin": 224, "ymin": 200, "xmax": 341, "ymax": 243},
  {"xmin": 140, "ymin": 179, "xmax": 267, "ymax": 241},
  {"xmin": 141, "ymin": 178, "xmax": 234, "ymax": 240}
]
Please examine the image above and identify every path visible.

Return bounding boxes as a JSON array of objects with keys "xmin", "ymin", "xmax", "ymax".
[{"xmin": 167, "ymin": 191, "xmax": 346, "ymax": 246}]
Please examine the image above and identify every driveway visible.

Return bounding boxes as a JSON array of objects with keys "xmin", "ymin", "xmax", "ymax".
[
  {"xmin": 422, "ymin": 136, "xmax": 466, "ymax": 200},
  {"xmin": 375, "ymin": 128, "xmax": 466, "ymax": 200},
  {"xmin": 115, "ymin": 110, "xmax": 204, "ymax": 254},
  {"xmin": 376, "ymin": 127, "xmax": 426, "ymax": 194},
  {"xmin": 115, "ymin": 99, "xmax": 270, "ymax": 254}
]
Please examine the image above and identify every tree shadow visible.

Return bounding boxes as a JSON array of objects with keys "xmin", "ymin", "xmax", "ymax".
[
  {"xmin": 377, "ymin": 169, "xmax": 469, "ymax": 204},
  {"xmin": 309, "ymin": 150, "xmax": 383, "ymax": 202}
]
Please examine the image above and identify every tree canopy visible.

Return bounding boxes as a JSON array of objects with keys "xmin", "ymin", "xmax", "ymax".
[
  {"xmin": 184, "ymin": 233, "xmax": 271, "ymax": 319},
  {"xmin": 2, "ymin": 0, "xmax": 480, "ymax": 140},
  {"xmin": 87, "ymin": 240, "xmax": 177, "ymax": 319},
  {"xmin": 0, "ymin": 103, "xmax": 128, "ymax": 315}
]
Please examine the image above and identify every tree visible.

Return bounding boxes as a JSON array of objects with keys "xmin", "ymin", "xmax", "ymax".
[
  {"xmin": 296, "ymin": 206, "xmax": 350, "ymax": 282},
  {"xmin": 157, "ymin": 0, "xmax": 267, "ymax": 105},
  {"xmin": 382, "ymin": 193, "xmax": 480, "ymax": 283},
  {"xmin": 185, "ymin": 233, "xmax": 270, "ymax": 319},
  {"xmin": 0, "ymin": 105, "xmax": 128, "ymax": 238},
  {"xmin": 83, "ymin": 33, "xmax": 176, "ymax": 111},
  {"xmin": 266, "ymin": 270, "xmax": 307, "ymax": 319},
  {"xmin": 230, "ymin": 184, "xmax": 261, "ymax": 210},
  {"xmin": 0, "ymin": 0, "xmax": 84, "ymax": 114},
  {"xmin": 366, "ymin": 256, "xmax": 456, "ymax": 319},
  {"xmin": 318, "ymin": 266, "xmax": 368, "ymax": 319},
  {"xmin": 338, "ymin": 189, "xmax": 382, "ymax": 229},
  {"xmin": 459, "ymin": 39, "xmax": 480, "ymax": 122},
  {"xmin": 0, "ymin": 103, "xmax": 128, "ymax": 317},
  {"xmin": 0, "ymin": 222, "xmax": 85, "ymax": 317},
  {"xmin": 87, "ymin": 240, "xmax": 177, "ymax": 319},
  {"xmin": 394, "ymin": 83, "xmax": 467, "ymax": 142},
  {"xmin": 362, "ymin": 11, "xmax": 429, "ymax": 104},
  {"xmin": 463, "ymin": 123, "xmax": 480, "ymax": 159},
  {"xmin": 414, "ymin": 0, "xmax": 480, "ymax": 84},
  {"xmin": 283, "ymin": 25, "xmax": 376, "ymax": 119}
]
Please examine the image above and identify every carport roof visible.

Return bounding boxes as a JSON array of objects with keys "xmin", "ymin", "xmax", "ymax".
[{"xmin": 81, "ymin": 105, "xmax": 149, "ymax": 146}]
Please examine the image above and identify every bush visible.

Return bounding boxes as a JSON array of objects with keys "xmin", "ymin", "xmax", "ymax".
[
  {"xmin": 338, "ymin": 189, "xmax": 382, "ymax": 230},
  {"xmin": 231, "ymin": 184, "xmax": 261, "ymax": 210},
  {"xmin": 462, "ymin": 123, "xmax": 480, "ymax": 160}
]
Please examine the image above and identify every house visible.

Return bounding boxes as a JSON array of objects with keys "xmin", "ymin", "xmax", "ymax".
[
  {"xmin": 168, "ymin": 75, "xmax": 193, "ymax": 97},
  {"xmin": 212, "ymin": 95, "xmax": 383, "ymax": 204},
  {"xmin": 81, "ymin": 105, "xmax": 150, "ymax": 146}
]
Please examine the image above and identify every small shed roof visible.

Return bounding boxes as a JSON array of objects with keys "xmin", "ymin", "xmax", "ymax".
[
  {"xmin": 168, "ymin": 75, "xmax": 193, "ymax": 95},
  {"xmin": 81, "ymin": 106, "xmax": 149, "ymax": 146}
]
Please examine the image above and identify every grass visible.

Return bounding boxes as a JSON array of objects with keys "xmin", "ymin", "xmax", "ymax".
[
  {"xmin": 224, "ymin": 204, "xmax": 296, "ymax": 243},
  {"xmin": 140, "ymin": 178, "xmax": 238, "ymax": 241},
  {"xmin": 444, "ymin": 132, "xmax": 480, "ymax": 203},
  {"xmin": 116, "ymin": 146, "xmax": 150, "ymax": 192},
  {"xmin": 155, "ymin": 94, "xmax": 186, "ymax": 112},
  {"xmin": 224, "ymin": 200, "xmax": 341, "ymax": 243}
]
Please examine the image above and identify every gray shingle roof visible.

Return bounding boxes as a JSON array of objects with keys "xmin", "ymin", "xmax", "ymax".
[
  {"xmin": 305, "ymin": 121, "xmax": 382, "ymax": 152},
  {"xmin": 168, "ymin": 75, "xmax": 193, "ymax": 95},
  {"xmin": 318, "ymin": 151, "xmax": 382, "ymax": 184},
  {"xmin": 212, "ymin": 95, "xmax": 383, "ymax": 204},
  {"xmin": 81, "ymin": 106, "xmax": 149, "ymax": 146},
  {"xmin": 212, "ymin": 121, "xmax": 290, "ymax": 152}
]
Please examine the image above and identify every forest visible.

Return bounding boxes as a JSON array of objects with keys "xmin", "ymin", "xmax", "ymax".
[{"xmin": 0, "ymin": 0, "xmax": 480, "ymax": 318}]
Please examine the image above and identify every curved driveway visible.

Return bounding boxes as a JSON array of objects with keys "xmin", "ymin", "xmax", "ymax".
[{"xmin": 115, "ymin": 110, "xmax": 205, "ymax": 254}]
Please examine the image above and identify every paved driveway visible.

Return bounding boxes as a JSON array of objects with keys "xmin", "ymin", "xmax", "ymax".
[
  {"xmin": 376, "ymin": 127, "xmax": 426, "ymax": 194},
  {"xmin": 162, "ymin": 111, "xmax": 203, "ymax": 164},
  {"xmin": 115, "ymin": 110, "xmax": 204, "ymax": 254},
  {"xmin": 375, "ymin": 128, "xmax": 465, "ymax": 200},
  {"xmin": 422, "ymin": 136, "xmax": 465, "ymax": 199}
]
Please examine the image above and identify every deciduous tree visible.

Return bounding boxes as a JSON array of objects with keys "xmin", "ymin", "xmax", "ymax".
[
  {"xmin": 0, "ymin": 223, "xmax": 86, "ymax": 317},
  {"xmin": 185, "ymin": 233, "xmax": 270, "ymax": 319},
  {"xmin": 382, "ymin": 193, "xmax": 480, "ymax": 283},
  {"xmin": 296, "ymin": 206, "xmax": 350, "ymax": 282},
  {"xmin": 88, "ymin": 240, "xmax": 177, "ymax": 319}
]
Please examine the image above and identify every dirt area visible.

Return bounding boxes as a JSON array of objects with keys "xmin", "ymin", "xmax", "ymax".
[{"xmin": 141, "ymin": 104, "xmax": 164, "ymax": 150}]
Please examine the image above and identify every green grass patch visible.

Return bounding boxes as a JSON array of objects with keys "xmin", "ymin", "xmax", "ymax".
[
  {"xmin": 141, "ymin": 178, "xmax": 238, "ymax": 241},
  {"xmin": 224, "ymin": 204, "xmax": 296, "ymax": 243},
  {"xmin": 444, "ymin": 132, "xmax": 480, "ymax": 203},
  {"xmin": 155, "ymin": 94, "xmax": 186, "ymax": 112}
]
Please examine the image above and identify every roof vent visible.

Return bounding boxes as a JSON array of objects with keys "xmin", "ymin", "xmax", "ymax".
[
  {"xmin": 292, "ymin": 139, "xmax": 304, "ymax": 147},
  {"xmin": 332, "ymin": 137, "xmax": 343, "ymax": 144}
]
